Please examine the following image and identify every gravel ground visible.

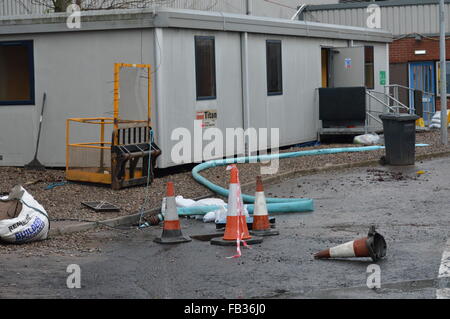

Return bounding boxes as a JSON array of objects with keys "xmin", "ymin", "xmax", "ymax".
[
  {"xmin": 0, "ymin": 128, "xmax": 448, "ymax": 225},
  {"xmin": 0, "ymin": 227, "xmax": 109, "ymax": 257},
  {"xmin": 0, "ymin": 128, "xmax": 449, "ymax": 255}
]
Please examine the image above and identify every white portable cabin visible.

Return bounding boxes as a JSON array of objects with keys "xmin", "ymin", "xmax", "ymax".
[{"xmin": 0, "ymin": 8, "xmax": 392, "ymax": 168}]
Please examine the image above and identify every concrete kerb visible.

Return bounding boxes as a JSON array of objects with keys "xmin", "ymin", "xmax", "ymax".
[
  {"xmin": 49, "ymin": 149, "xmax": 450, "ymax": 236},
  {"xmin": 49, "ymin": 205, "xmax": 171, "ymax": 236},
  {"xmin": 48, "ymin": 195, "xmax": 215, "ymax": 237}
]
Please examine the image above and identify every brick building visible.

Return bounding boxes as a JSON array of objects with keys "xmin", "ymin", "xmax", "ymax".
[{"xmin": 302, "ymin": 0, "xmax": 450, "ymax": 119}]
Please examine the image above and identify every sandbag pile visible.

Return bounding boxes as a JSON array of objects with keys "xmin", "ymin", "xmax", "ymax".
[{"xmin": 0, "ymin": 185, "xmax": 49, "ymax": 244}]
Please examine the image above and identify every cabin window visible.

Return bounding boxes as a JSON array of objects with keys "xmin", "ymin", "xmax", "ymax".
[
  {"xmin": 266, "ymin": 40, "xmax": 283, "ymax": 95},
  {"xmin": 195, "ymin": 36, "xmax": 216, "ymax": 100},
  {"xmin": 0, "ymin": 40, "xmax": 35, "ymax": 105},
  {"xmin": 365, "ymin": 46, "xmax": 375, "ymax": 89}
]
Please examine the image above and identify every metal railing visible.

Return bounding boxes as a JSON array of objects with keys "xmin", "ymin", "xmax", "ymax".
[
  {"xmin": 366, "ymin": 85, "xmax": 436, "ymax": 129},
  {"xmin": 318, "ymin": 85, "xmax": 434, "ymax": 135},
  {"xmin": 384, "ymin": 84, "xmax": 435, "ymax": 125},
  {"xmin": 366, "ymin": 90, "xmax": 400, "ymax": 114}
]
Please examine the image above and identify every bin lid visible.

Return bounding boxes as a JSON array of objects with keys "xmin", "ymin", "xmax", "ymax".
[{"xmin": 379, "ymin": 113, "xmax": 420, "ymax": 121}]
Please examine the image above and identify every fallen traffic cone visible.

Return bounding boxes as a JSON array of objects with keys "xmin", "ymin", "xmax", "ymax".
[
  {"xmin": 211, "ymin": 166, "xmax": 263, "ymax": 246},
  {"xmin": 250, "ymin": 176, "xmax": 279, "ymax": 236},
  {"xmin": 154, "ymin": 182, "xmax": 191, "ymax": 244},
  {"xmin": 314, "ymin": 226, "xmax": 387, "ymax": 262}
]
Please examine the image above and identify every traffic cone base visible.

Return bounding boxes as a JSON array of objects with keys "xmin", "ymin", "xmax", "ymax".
[
  {"xmin": 210, "ymin": 235, "xmax": 263, "ymax": 246},
  {"xmin": 366, "ymin": 227, "xmax": 387, "ymax": 261},
  {"xmin": 213, "ymin": 210, "xmax": 263, "ymax": 246},
  {"xmin": 314, "ymin": 226, "xmax": 386, "ymax": 262},
  {"xmin": 250, "ymin": 228, "xmax": 279, "ymax": 237},
  {"xmin": 154, "ymin": 230, "xmax": 191, "ymax": 244}
]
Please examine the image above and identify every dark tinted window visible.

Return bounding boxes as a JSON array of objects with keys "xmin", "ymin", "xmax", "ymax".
[
  {"xmin": 365, "ymin": 46, "xmax": 375, "ymax": 89},
  {"xmin": 266, "ymin": 40, "xmax": 283, "ymax": 95},
  {"xmin": 0, "ymin": 40, "xmax": 35, "ymax": 105},
  {"xmin": 195, "ymin": 36, "xmax": 216, "ymax": 100}
]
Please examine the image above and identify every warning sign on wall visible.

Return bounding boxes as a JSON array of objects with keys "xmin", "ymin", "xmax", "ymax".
[
  {"xmin": 196, "ymin": 110, "xmax": 218, "ymax": 128},
  {"xmin": 345, "ymin": 58, "xmax": 352, "ymax": 69}
]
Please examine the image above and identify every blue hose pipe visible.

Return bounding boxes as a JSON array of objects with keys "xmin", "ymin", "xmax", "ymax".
[
  {"xmin": 177, "ymin": 200, "xmax": 314, "ymax": 216},
  {"xmin": 185, "ymin": 144, "xmax": 429, "ymax": 215}
]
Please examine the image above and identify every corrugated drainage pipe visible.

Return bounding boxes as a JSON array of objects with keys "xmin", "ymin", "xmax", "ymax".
[
  {"xmin": 184, "ymin": 144, "xmax": 429, "ymax": 216},
  {"xmin": 136, "ymin": 143, "xmax": 430, "ymax": 224}
]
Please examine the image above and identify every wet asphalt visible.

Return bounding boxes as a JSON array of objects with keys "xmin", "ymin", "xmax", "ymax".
[{"xmin": 1, "ymin": 156, "xmax": 449, "ymax": 299}]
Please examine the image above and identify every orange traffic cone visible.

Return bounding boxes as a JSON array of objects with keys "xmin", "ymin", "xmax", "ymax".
[
  {"xmin": 211, "ymin": 166, "xmax": 263, "ymax": 246},
  {"xmin": 250, "ymin": 176, "xmax": 279, "ymax": 236},
  {"xmin": 314, "ymin": 226, "xmax": 386, "ymax": 262},
  {"xmin": 154, "ymin": 182, "xmax": 191, "ymax": 244}
]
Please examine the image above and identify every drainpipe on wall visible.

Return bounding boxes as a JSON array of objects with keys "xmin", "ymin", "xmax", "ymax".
[
  {"xmin": 241, "ymin": 2, "xmax": 251, "ymax": 155},
  {"xmin": 246, "ymin": 0, "xmax": 252, "ymax": 15},
  {"xmin": 241, "ymin": 32, "xmax": 250, "ymax": 133},
  {"xmin": 154, "ymin": 27, "xmax": 165, "ymax": 165}
]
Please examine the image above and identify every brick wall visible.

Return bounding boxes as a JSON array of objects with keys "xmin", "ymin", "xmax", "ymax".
[
  {"xmin": 390, "ymin": 36, "xmax": 450, "ymax": 64},
  {"xmin": 435, "ymin": 97, "xmax": 449, "ymax": 112},
  {"xmin": 390, "ymin": 36, "xmax": 449, "ymax": 111}
]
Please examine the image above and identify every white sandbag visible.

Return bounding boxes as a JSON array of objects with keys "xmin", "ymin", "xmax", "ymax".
[
  {"xmin": 203, "ymin": 211, "xmax": 217, "ymax": 223},
  {"xmin": 203, "ymin": 206, "xmax": 227, "ymax": 223},
  {"xmin": 175, "ymin": 196, "xmax": 226, "ymax": 209},
  {"xmin": 175, "ymin": 196, "xmax": 197, "ymax": 208},
  {"xmin": 430, "ymin": 111, "xmax": 450, "ymax": 128},
  {"xmin": 173, "ymin": 196, "xmax": 248, "ymax": 222},
  {"xmin": 430, "ymin": 112, "xmax": 440, "ymax": 128},
  {"xmin": 353, "ymin": 133, "xmax": 381, "ymax": 145},
  {"xmin": 203, "ymin": 204, "xmax": 250, "ymax": 223},
  {"xmin": 0, "ymin": 186, "xmax": 50, "ymax": 244},
  {"xmin": 175, "ymin": 197, "xmax": 227, "ymax": 220},
  {"xmin": 194, "ymin": 198, "xmax": 226, "ymax": 207}
]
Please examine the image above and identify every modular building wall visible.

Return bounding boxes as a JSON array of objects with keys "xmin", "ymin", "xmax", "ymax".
[
  {"xmin": 0, "ymin": 9, "xmax": 391, "ymax": 168},
  {"xmin": 246, "ymin": 34, "xmax": 346, "ymax": 146},
  {"xmin": 154, "ymin": 28, "xmax": 246, "ymax": 167},
  {"xmin": 0, "ymin": 29, "xmax": 156, "ymax": 167},
  {"xmin": 153, "ymin": 28, "xmax": 390, "ymax": 168}
]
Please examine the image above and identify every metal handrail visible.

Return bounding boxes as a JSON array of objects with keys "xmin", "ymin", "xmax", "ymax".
[
  {"xmin": 366, "ymin": 111, "xmax": 383, "ymax": 124},
  {"xmin": 367, "ymin": 86, "xmax": 437, "ymax": 129},
  {"xmin": 385, "ymin": 84, "xmax": 435, "ymax": 97},
  {"xmin": 369, "ymin": 90, "xmax": 410, "ymax": 111},
  {"xmin": 384, "ymin": 84, "xmax": 436, "ymax": 125},
  {"xmin": 366, "ymin": 91, "xmax": 398, "ymax": 113}
]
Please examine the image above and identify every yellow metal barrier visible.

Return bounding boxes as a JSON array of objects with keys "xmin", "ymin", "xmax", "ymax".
[
  {"xmin": 65, "ymin": 64, "xmax": 160, "ymax": 189},
  {"xmin": 66, "ymin": 117, "xmax": 114, "ymax": 185}
]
